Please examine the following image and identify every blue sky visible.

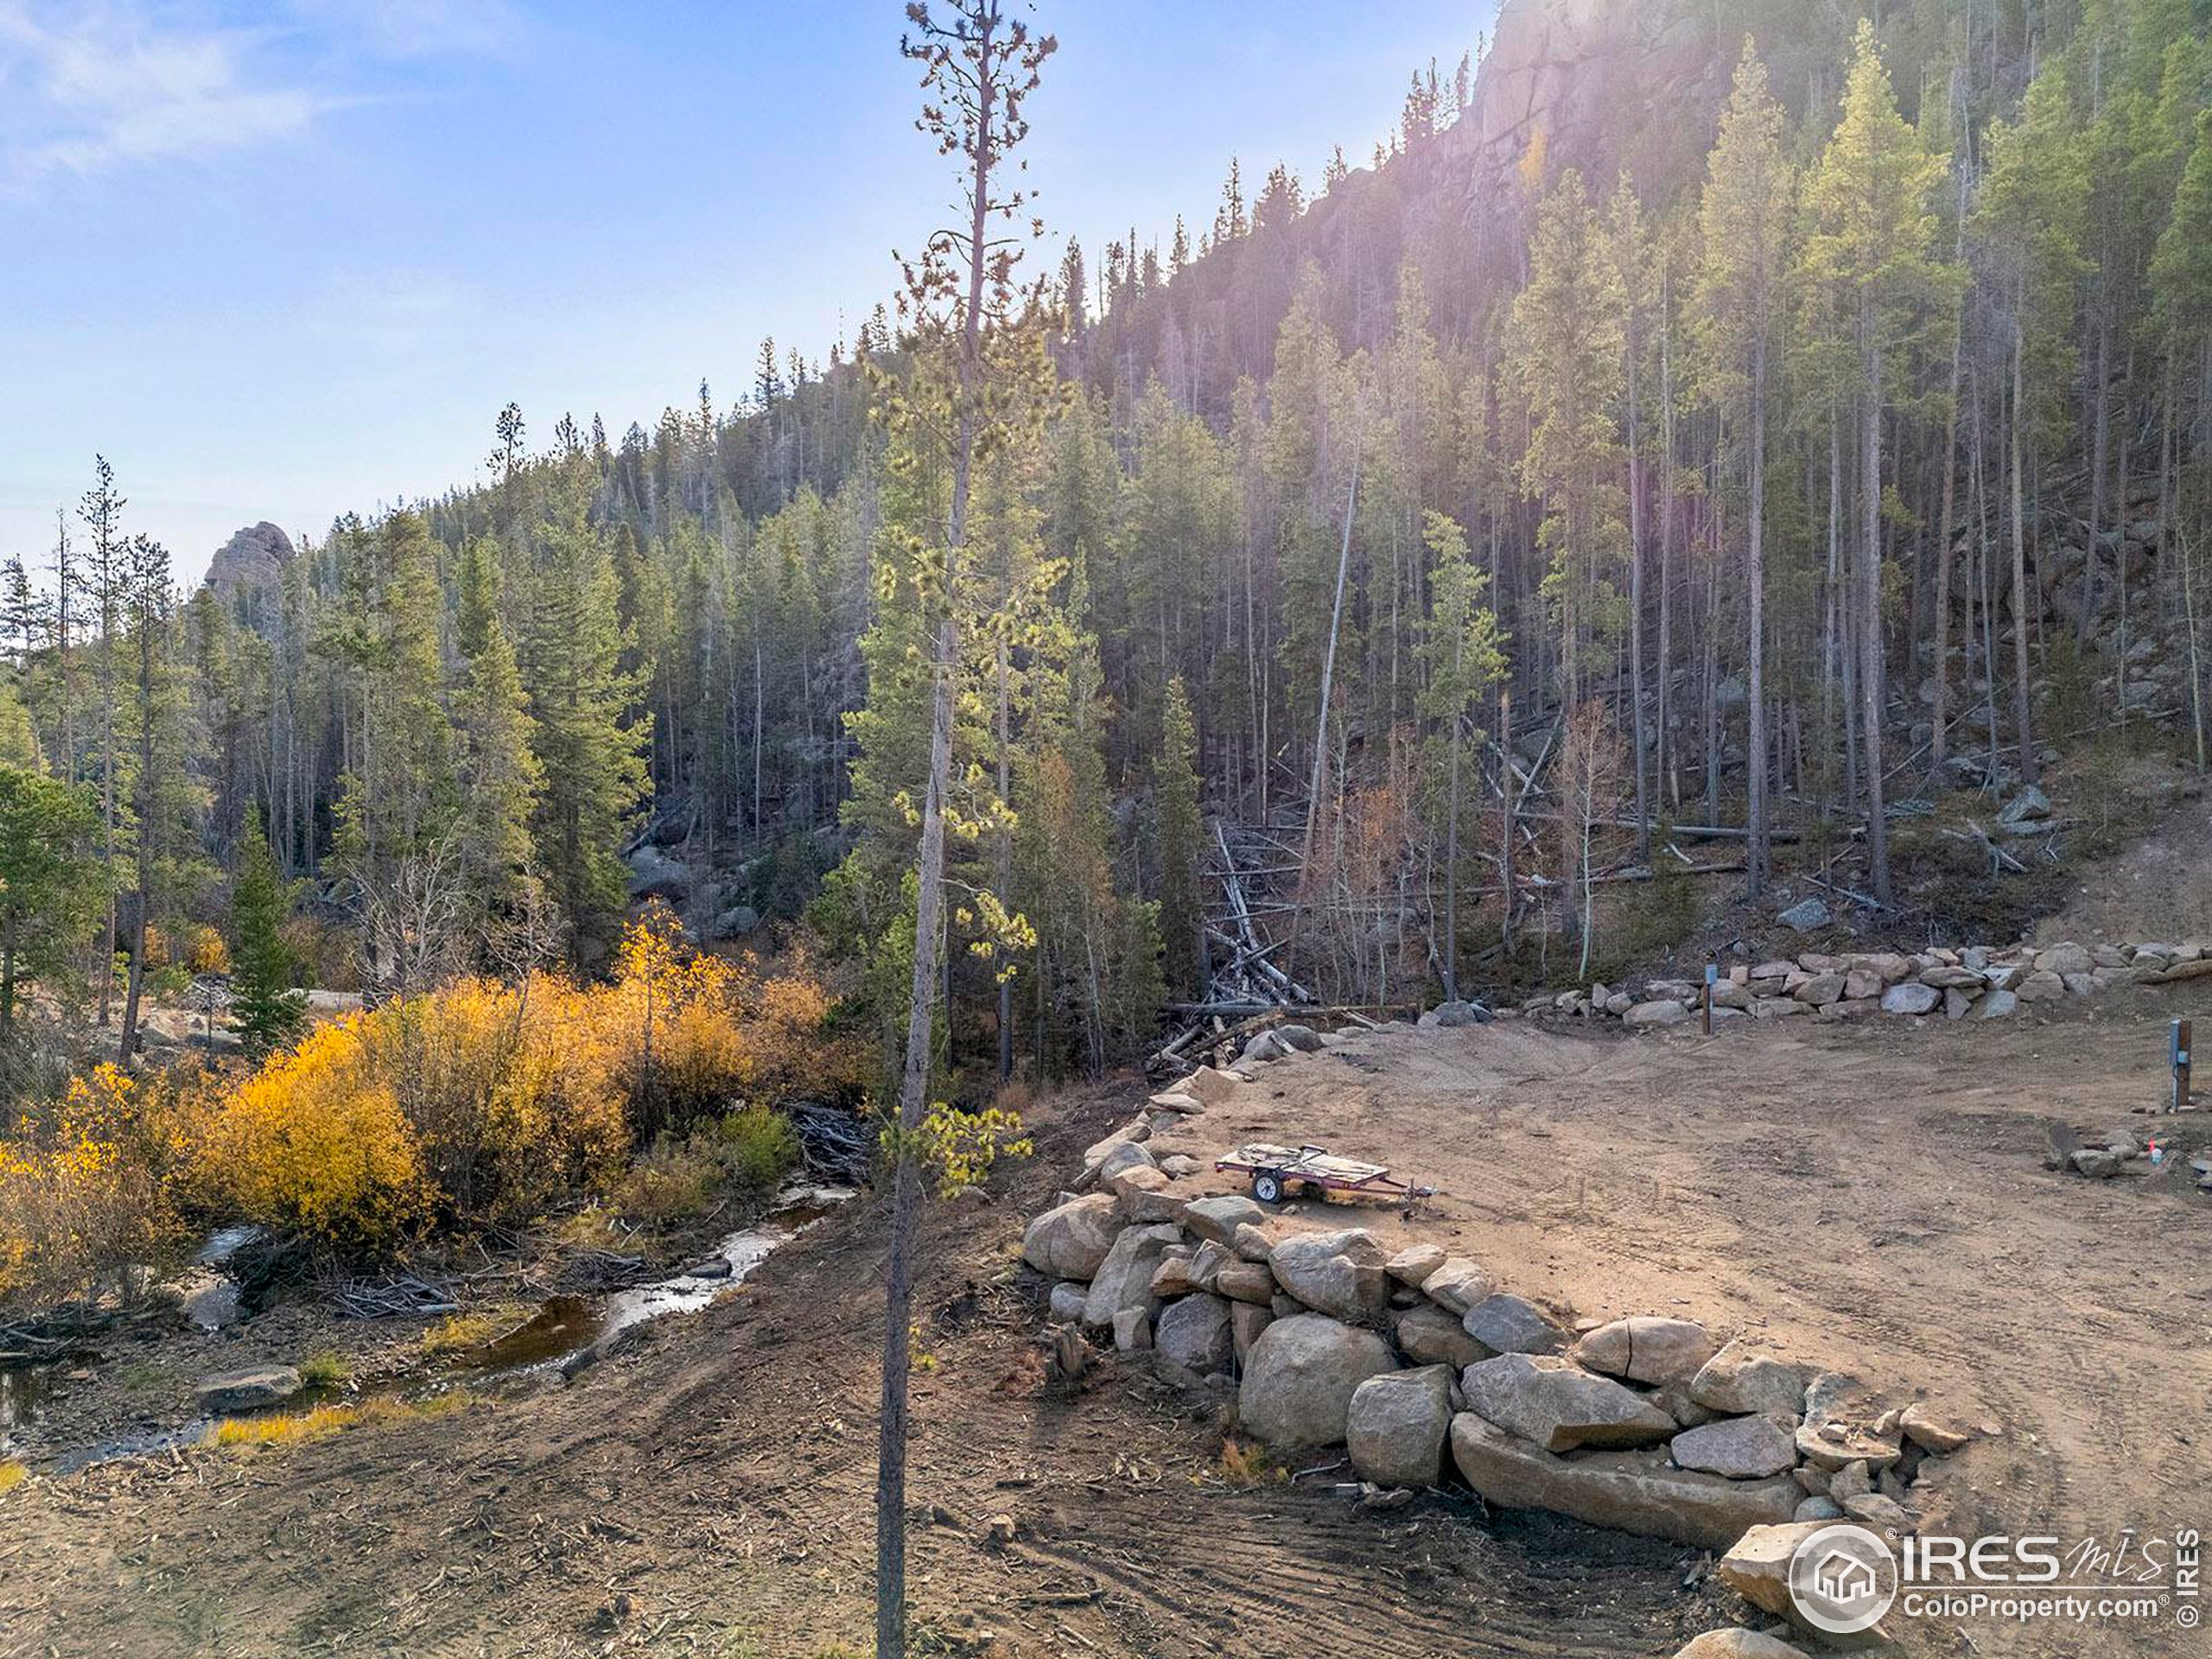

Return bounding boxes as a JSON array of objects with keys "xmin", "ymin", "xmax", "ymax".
[{"xmin": 1, "ymin": 1, "xmax": 1492, "ymax": 582}]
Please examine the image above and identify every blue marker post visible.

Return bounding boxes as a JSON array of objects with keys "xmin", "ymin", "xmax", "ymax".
[
  {"xmin": 1704, "ymin": 962, "xmax": 1719, "ymax": 1036},
  {"xmin": 2174, "ymin": 1017, "xmax": 2193, "ymax": 1115}
]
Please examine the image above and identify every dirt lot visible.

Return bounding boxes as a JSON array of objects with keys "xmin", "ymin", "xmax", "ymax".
[{"xmin": 3, "ymin": 979, "xmax": 2209, "ymax": 1658}]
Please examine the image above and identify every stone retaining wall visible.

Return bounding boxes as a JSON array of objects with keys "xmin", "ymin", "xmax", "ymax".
[
  {"xmin": 1023, "ymin": 1057, "xmax": 1989, "ymax": 1644},
  {"xmin": 1534, "ymin": 938, "xmax": 2211, "ymax": 1029}
]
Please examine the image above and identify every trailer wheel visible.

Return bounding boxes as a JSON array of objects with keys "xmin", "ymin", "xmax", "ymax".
[{"xmin": 1251, "ymin": 1171, "xmax": 1284, "ymax": 1204}]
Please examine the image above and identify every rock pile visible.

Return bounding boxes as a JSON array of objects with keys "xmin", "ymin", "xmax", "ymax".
[
  {"xmin": 1022, "ymin": 1072, "xmax": 1981, "ymax": 1575},
  {"xmin": 1533, "ymin": 938, "xmax": 2210, "ymax": 1029}
]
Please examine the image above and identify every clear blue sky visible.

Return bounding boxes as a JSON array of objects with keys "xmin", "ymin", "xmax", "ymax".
[{"xmin": 1, "ymin": 1, "xmax": 1493, "ymax": 582}]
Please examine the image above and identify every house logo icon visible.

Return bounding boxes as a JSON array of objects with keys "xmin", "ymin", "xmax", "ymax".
[{"xmin": 1788, "ymin": 1523, "xmax": 1898, "ymax": 1635}]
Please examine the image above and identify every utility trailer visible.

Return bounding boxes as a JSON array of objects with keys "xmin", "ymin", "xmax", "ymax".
[{"xmin": 1215, "ymin": 1141, "xmax": 1437, "ymax": 1208}]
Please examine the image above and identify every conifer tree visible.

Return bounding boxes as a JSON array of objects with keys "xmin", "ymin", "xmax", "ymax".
[
  {"xmin": 520, "ymin": 483, "xmax": 649, "ymax": 969},
  {"xmin": 872, "ymin": 6, "xmax": 1053, "ymax": 1650},
  {"xmin": 1800, "ymin": 20, "xmax": 1953, "ymax": 900},
  {"xmin": 229, "ymin": 825, "xmax": 306, "ymax": 1058},
  {"xmin": 1694, "ymin": 41, "xmax": 1791, "ymax": 892},
  {"xmin": 1415, "ymin": 512, "xmax": 1504, "ymax": 1001},
  {"xmin": 1154, "ymin": 675, "xmax": 1204, "ymax": 1000},
  {"xmin": 0, "ymin": 765, "xmax": 100, "ymax": 1040},
  {"xmin": 1976, "ymin": 63, "xmax": 2090, "ymax": 785},
  {"xmin": 1507, "ymin": 168, "xmax": 1627, "ymax": 712},
  {"xmin": 453, "ymin": 537, "xmax": 543, "ymax": 932}
]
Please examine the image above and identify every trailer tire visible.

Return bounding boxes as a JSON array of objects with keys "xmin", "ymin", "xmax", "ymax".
[{"xmin": 1251, "ymin": 1171, "xmax": 1284, "ymax": 1204}]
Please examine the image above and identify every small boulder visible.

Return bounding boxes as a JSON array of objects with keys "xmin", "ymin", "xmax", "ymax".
[
  {"xmin": 1427, "ymin": 999, "xmax": 1492, "ymax": 1027},
  {"xmin": 1046, "ymin": 1281, "xmax": 1088, "ymax": 1322},
  {"xmin": 1229, "ymin": 1300, "xmax": 1274, "ymax": 1360},
  {"xmin": 2069, "ymin": 1147, "xmax": 2123, "ymax": 1179},
  {"xmin": 1179, "ymin": 1065, "xmax": 1244, "ymax": 1106},
  {"xmin": 1899, "ymin": 1403, "xmax": 1975, "ymax": 1454},
  {"xmin": 1022, "ymin": 1193, "xmax": 1127, "ymax": 1280},
  {"xmin": 1461, "ymin": 1294, "xmax": 1568, "ymax": 1356},
  {"xmin": 1624, "ymin": 999, "xmax": 1689, "ymax": 1030},
  {"xmin": 1690, "ymin": 1342, "xmax": 1803, "ymax": 1418},
  {"xmin": 1238, "ymin": 1314, "xmax": 1396, "ymax": 1449},
  {"xmin": 1572, "ymin": 1316, "xmax": 1713, "ymax": 1386},
  {"xmin": 1385, "ymin": 1243, "xmax": 1446, "ymax": 1288},
  {"xmin": 1112, "ymin": 1307, "xmax": 1152, "ymax": 1353},
  {"xmin": 1419, "ymin": 1257, "xmax": 1492, "ymax": 1316},
  {"xmin": 1154, "ymin": 1294, "xmax": 1234, "ymax": 1375},
  {"xmin": 1395, "ymin": 1304, "xmax": 1488, "ymax": 1369},
  {"xmin": 1795, "ymin": 1418, "xmax": 1902, "ymax": 1474},
  {"xmin": 1670, "ymin": 1414, "xmax": 1800, "ymax": 1480},
  {"xmin": 1978, "ymin": 988, "xmax": 2018, "ymax": 1019},
  {"xmin": 1213, "ymin": 1260, "xmax": 1276, "ymax": 1306},
  {"xmin": 1673, "ymin": 1633, "xmax": 1811, "ymax": 1659},
  {"xmin": 1777, "ymin": 898, "xmax": 1832, "ymax": 933},
  {"xmin": 1791, "ymin": 974, "xmax": 1846, "ymax": 1007},
  {"xmin": 1346, "ymin": 1364, "xmax": 1454, "ymax": 1490},
  {"xmin": 1998, "ymin": 784, "xmax": 2051, "ymax": 825},
  {"xmin": 1183, "ymin": 1195, "xmax": 1267, "ymax": 1248},
  {"xmin": 1880, "ymin": 982, "xmax": 1941, "ymax": 1016},
  {"xmin": 1842, "ymin": 1491, "xmax": 1915, "ymax": 1536},
  {"xmin": 2037, "ymin": 941, "xmax": 2093, "ymax": 977},
  {"xmin": 195, "ymin": 1365, "xmax": 302, "ymax": 1414},
  {"xmin": 1460, "ymin": 1352, "xmax": 1676, "ymax": 1452},
  {"xmin": 1110, "ymin": 1165, "xmax": 1187, "ymax": 1225},
  {"xmin": 1081, "ymin": 1223, "xmax": 1183, "ymax": 1328},
  {"xmin": 1268, "ymin": 1229, "xmax": 1389, "ymax": 1321}
]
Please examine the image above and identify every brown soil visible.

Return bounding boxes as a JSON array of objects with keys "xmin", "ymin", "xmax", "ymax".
[{"xmin": 4, "ymin": 982, "xmax": 2209, "ymax": 1658}]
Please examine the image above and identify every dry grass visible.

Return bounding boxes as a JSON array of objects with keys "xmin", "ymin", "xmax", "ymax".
[
  {"xmin": 205, "ymin": 1392, "xmax": 468, "ymax": 1451},
  {"xmin": 420, "ymin": 1308, "xmax": 518, "ymax": 1357},
  {"xmin": 1215, "ymin": 1436, "xmax": 1287, "ymax": 1487}
]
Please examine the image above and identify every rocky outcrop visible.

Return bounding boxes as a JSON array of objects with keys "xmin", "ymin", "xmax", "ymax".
[{"xmin": 204, "ymin": 522, "xmax": 295, "ymax": 607}]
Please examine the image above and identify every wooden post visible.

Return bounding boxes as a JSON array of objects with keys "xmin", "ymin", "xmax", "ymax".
[
  {"xmin": 2174, "ymin": 1017, "xmax": 2193, "ymax": 1114},
  {"xmin": 1703, "ymin": 962, "xmax": 1717, "ymax": 1037}
]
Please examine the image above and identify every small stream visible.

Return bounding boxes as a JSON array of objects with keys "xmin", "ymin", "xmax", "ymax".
[{"xmin": 6, "ymin": 1181, "xmax": 854, "ymax": 1474}]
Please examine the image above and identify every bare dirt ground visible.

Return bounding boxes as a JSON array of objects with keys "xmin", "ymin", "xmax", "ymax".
[{"xmin": 4, "ymin": 980, "xmax": 2209, "ymax": 1658}]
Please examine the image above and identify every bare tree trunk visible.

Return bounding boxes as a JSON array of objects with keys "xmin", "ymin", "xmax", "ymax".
[
  {"xmin": 1300, "ymin": 467, "xmax": 1359, "ymax": 881},
  {"xmin": 1626, "ymin": 331, "xmax": 1649, "ymax": 861},
  {"xmin": 1657, "ymin": 296, "xmax": 1676, "ymax": 810},
  {"xmin": 2010, "ymin": 308, "xmax": 2039, "ymax": 787},
  {"xmin": 1930, "ymin": 165, "xmax": 1967, "ymax": 766},
  {"xmin": 1745, "ymin": 331, "xmax": 1770, "ymax": 895},
  {"xmin": 1859, "ymin": 340, "xmax": 1892, "ymax": 906}
]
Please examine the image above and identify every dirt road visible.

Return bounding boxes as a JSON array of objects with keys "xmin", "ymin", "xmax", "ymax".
[{"xmin": 3, "ymin": 981, "xmax": 2208, "ymax": 1657}]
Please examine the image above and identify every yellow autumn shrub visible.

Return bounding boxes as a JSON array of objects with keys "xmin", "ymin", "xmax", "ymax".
[
  {"xmin": 176, "ymin": 915, "xmax": 850, "ymax": 1255},
  {"xmin": 0, "ymin": 1064, "xmax": 178, "ymax": 1308},
  {"xmin": 190, "ymin": 1019, "xmax": 431, "ymax": 1251}
]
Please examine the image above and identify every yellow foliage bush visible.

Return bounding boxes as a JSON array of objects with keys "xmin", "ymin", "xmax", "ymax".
[
  {"xmin": 189, "ymin": 1020, "xmax": 431, "ymax": 1251},
  {"xmin": 182, "ymin": 914, "xmax": 850, "ymax": 1252},
  {"xmin": 186, "ymin": 925, "xmax": 232, "ymax": 976},
  {"xmin": 0, "ymin": 1064, "xmax": 177, "ymax": 1307}
]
